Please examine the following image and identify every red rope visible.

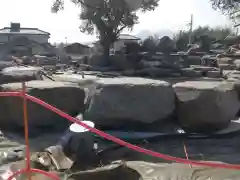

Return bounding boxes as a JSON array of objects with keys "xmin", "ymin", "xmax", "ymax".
[
  {"xmin": 0, "ymin": 89, "xmax": 239, "ymax": 180},
  {"xmin": 26, "ymin": 94, "xmax": 240, "ymax": 170},
  {"xmin": 7, "ymin": 168, "xmax": 59, "ymax": 180}
]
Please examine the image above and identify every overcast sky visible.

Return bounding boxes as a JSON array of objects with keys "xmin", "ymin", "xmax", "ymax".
[{"xmin": 0, "ymin": 0, "xmax": 233, "ymax": 43}]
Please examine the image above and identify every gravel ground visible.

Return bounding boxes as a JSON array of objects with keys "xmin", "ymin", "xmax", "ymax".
[{"xmin": 0, "ymin": 130, "xmax": 240, "ymax": 171}]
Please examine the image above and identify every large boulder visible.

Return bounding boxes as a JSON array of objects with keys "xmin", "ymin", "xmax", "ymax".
[
  {"xmin": 207, "ymin": 71, "xmax": 222, "ymax": 78},
  {"xmin": 234, "ymin": 59, "xmax": 240, "ymax": 70},
  {"xmin": 218, "ymin": 64, "xmax": 237, "ymax": 70},
  {"xmin": 201, "ymin": 55, "xmax": 217, "ymax": 66},
  {"xmin": 217, "ymin": 57, "xmax": 235, "ymax": 65},
  {"xmin": 85, "ymin": 77, "xmax": 175, "ymax": 127},
  {"xmin": 0, "ymin": 66, "xmax": 43, "ymax": 84},
  {"xmin": 0, "ymin": 81, "xmax": 86, "ymax": 132},
  {"xmin": 226, "ymin": 71, "xmax": 240, "ymax": 100},
  {"xmin": 52, "ymin": 73, "xmax": 99, "ymax": 85},
  {"xmin": 0, "ymin": 61, "xmax": 16, "ymax": 70},
  {"xmin": 173, "ymin": 81, "xmax": 240, "ymax": 132},
  {"xmin": 181, "ymin": 66, "xmax": 222, "ymax": 78},
  {"xmin": 225, "ymin": 70, "xmax": 240, "ymax": 81},
  {"xmin": 181, "ymin": 68, "xmax": 202, "ymax": 77},
  {"xmin": 186, "ymin": 56, "xmax": 202, "ymax": 65},
  {"xmin": 52, "ymin": 73, "xmax": 100, "ymax": 105},
  {"xmin": 133, "ymin": 68, "xmax": 181, "ymax": 78}
]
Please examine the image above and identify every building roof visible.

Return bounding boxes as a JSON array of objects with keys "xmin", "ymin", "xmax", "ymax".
[
  {"xmin": 118, "ymin": 34, "xmax": 140, "ymax": 40},
  {"xmin": 91, "ymin": 34, "xmax": 140, "ymax": 45},
  {"xmin": 0, "ymin": 27, "xmax": 50, "ymax": 35},
  {"xmin": 64, "ymin": 42, "xmax": 90, "ymax": 49}
]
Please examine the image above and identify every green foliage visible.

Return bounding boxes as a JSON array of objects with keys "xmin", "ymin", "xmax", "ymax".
[
  {"xmin": 210, "ymin": 0, "xmax": 240, "ymax": 24},
  {"xmin": 174, "ymin": 26, "xmax": 235, "ymax": 50},
  {"xmin": 52, "ymin": 0, "xmax": 159, "ymax": 57},
  {"xmin": 141, "ymin": 35, "xmax": 159, "ymax": 52}
]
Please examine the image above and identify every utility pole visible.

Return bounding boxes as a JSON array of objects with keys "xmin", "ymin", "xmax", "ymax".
[
  {"xmin": 65, "ymin": 37, "xmax": 68, "ymax": 45},
  {"xmin": 189, "ymin": 14, "xmax": 193, "ymax": 45}
]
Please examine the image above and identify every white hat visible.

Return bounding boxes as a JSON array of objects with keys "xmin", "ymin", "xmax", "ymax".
[{"xmin": 69, "ymin": 121, "xmax": 95, "ymax": 133}]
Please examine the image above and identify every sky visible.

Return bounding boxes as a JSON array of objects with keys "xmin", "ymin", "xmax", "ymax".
[{"xmin": 0, "ymin": 0, "xmax": 234, "ymax": 44}]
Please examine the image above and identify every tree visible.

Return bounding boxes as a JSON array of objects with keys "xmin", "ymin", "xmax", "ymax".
[
  {"xmin": 141, "ymin": 35, "xmax": 159, "ymax": 52},
  {"xmin": 52, "ymin": 0, "xmax": 159, "ymax": 59},
  {"xmin": 156, "ymin": 36, "xmax": 177, "ymax": 54},
  {"xmin": 125, "ymin": 42, "xmax": 141, "ymax": 54},
  {"xmin": 174, "ymin": 26, "xmax": 234, "ymax": 50},
  {"xmin": 210, "ymin": 0, "xmax": 240, "ymax": 25},
  {"xmin": 174, "ymin": 30, "xmax": 190, "ymax": 51}
]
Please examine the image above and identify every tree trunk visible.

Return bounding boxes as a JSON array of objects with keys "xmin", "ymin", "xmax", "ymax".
[{"xmin": 103, "ymin": 43, "xmax": 110, "ymax": 59}]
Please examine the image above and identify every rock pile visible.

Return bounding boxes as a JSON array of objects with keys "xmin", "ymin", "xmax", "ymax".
[{"xmin": 0, "ymin": 64, "xmax": 238, "ymax": 134}]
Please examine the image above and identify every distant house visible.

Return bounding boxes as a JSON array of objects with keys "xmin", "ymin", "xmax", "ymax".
[
  {"xmin": 0, "ymin": 23, "xmax": 50, "ymax": 44},
  {"xmin": 91, "ymin": 34, "xmax": 141, "ymax": 54},
  {"xmin": 112, "ymin": 34, "xmax": 141, "ymax": 52},
  {"xmin": 64, "ymin": 43, "xmax": 90, "ymax": 55},
  {"xmin": 0, "ymin": 23, "xmax": 54, "ymax": 58},
  {"xmin": 59, "ymin": 43, "xmax": 91, "ymax": 63},
  {"xmin": 7, "ymin": 36, "xmax": 54, "ymax": 56}
]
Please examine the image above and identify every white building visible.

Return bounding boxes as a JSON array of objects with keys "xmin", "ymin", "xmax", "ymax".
[
  {"xmin": 91, "ymin": 34, "xmax": 141, "ymax": 54},
  {"xmin": 112, "ymin": 34, "xmax": 141, "ymax": 52},
  {"xmin": 0, "ymin": 23, "xmax": 50, "ymax": 44},
  {"xmin": 0, "ymin": 23, "xmax": 53, "ymax": 58}
]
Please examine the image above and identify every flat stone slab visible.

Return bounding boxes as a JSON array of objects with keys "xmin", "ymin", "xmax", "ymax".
[{"xmin": 85, "ymin": 77, "xmax": 175, "ymax": 127}]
